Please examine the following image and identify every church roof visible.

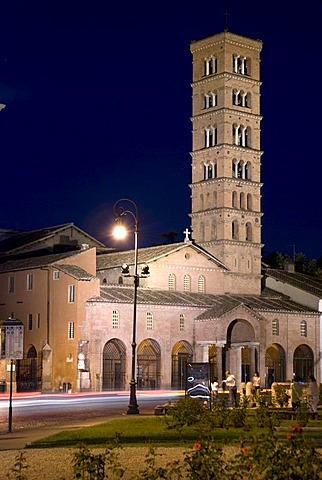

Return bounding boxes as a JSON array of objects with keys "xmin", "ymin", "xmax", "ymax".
[
  {"xmin": 89, "ymin": 285, "xmax": 316, "ymax": 316},
  {"xmin": 96, "ymin": 241, "xmax": 228, "ymax": 270},
  {"xmin": 265, "ymin": 268, "xmax": 322, "ymax": 298}
]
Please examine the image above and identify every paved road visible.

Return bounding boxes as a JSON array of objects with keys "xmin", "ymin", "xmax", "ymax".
[{"xmin": 0, "ymin": 390, "xmax": 183, "ymax": 450}]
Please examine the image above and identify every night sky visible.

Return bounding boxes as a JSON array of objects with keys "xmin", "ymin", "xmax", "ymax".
[{"xmin": 0, "ymin": 1, "xmax": 321, "ymax": 259}]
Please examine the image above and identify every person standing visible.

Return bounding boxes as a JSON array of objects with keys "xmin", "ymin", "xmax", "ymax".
[
  {"xmin": 252, "ymin": 371, "xmax": 261, "ymax": 391},
  {"xmin": 224, "ymin": 371, "xmax": 237, "ymax": 407},
  {"xmin": 291, "ymin": 376, "xmax": 303, "ymax": 411},
  {"xmin": 307, "ymin": 375, "xmax": 319, "ymax": 420}
]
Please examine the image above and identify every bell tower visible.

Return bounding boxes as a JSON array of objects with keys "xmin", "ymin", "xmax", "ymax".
[{"xmin": 190, "ymin": 31, "xmax": 263, "ymax": 294}]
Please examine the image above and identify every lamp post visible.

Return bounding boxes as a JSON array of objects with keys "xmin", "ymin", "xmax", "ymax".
[{"xmin": 113, "ymin": 198, "xmax": 149, "ymax": 415}]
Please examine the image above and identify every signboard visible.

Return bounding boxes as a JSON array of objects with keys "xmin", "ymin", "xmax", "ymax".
[
  {"xmin": 1, "ymin": 318, "xmax": 24, "ymax": 360},
  {"xmin": 186, "ymin": 362, "xmax": 210, "ymax": 399}
]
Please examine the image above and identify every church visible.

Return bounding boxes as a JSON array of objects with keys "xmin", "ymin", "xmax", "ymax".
[
  {"xmin": 83, "ymin": 29, "xmax": 320, "ymax": 391},
  {"xmin": 0, "ymin": 29, "xmax": 320, "ymax": 393}
]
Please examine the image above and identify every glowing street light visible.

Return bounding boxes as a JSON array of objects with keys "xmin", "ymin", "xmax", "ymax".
[{"xmin": 113, "ymin": 198, "xmax": 150, "ymax": 414}]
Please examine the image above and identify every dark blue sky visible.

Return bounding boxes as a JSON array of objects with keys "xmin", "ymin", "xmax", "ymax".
[{"xmin": 0, "ymin": 1, "xmax": 321, "ymax": 259}]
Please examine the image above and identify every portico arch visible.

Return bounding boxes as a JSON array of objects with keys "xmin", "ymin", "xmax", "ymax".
[
  {"xmin": 137, "ymin": 338, "xmax": 161, "ymax": 390},
  {"xmin": 225, "ymin": 319, "xmax": 257, "ymax": 384},
  {"xmin": 293, "ymin": 344, "xmax": 314, "ymax": 381},
  {"xmin": 102, "ymin": 338, "xmax": 126, "ymax": 390},
  {"xmin": 265, "ymin": 343, "xmax": 286, "ymax": 387},
  {"xmin": 171, "ymin": 340, "xmax": 193, "ymax": 389}
]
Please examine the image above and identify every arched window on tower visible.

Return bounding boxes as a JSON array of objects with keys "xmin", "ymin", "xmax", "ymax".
[
  {"xmin": 204, "ymin": 56, "xmax": 217, "ymax": 76},
  {"xmin": 183, "ymin": 274, "xmax": 191, "ymax": 293},
  {"xmin": 233, "ymin": 55, "xmax": 249, "ymax": 75},
  {"xmin": 232, "ymin": 89, "xmax": 250, "ymax": 107},
  {"xmin": 204, "ymin": 162, "xmax": 217, "ymax": 180},
  {"xmin": 198, "ymin": 275, "xmax": 205, "ymax": 293},
  {"xmin": 204, "ymin": 92, "xmax": 217, "ymax": 109},
  {"xmin": 232, "ymin": 124, "xmax": 249, "ymax": 147},
  {"xmin": 168, "ymin": 273, "xmax": 176, "ymax": 291},
  {"xmin": 246, "ymin": 222, "xmax": 252, "ymax": 241},
  {"xmin": 232, "ymin": 220, "xmax": 239, "ymax": 240},
  {"xmin": 205, "ymin": 127, "xmax": 217, "ymax": 148}
]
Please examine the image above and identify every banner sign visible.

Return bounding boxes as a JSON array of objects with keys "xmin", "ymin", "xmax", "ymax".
[
  {"xmin": 1, "ymin": 319, "xmax": 24, "ymax": 360},
  {"xmin": 186, "ymin": 362, "xmax": 210, "ymax": 399}
]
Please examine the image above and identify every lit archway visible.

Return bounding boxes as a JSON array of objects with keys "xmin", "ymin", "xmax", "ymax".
[
  {"xmin": 102, "ymin": 339, "xmax": 126, "ymax": 390},
  {"xmin": 171, "ymin": 340, "xmax": 193, "ymax": 389},
  {"xmin": 265, "ymin": 343, "xmax": 286, "ymax": 387},
  {"xmin": 137, "ymin": 338, "xmax": 161, "ymax": 389},
  {"xmin": 293, "ymin": 344, "xmax": 314, "ymax": 381}
]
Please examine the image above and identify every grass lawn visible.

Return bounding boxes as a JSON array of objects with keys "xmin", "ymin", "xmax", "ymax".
[{"xmin": 28, "ymin": 415, "xmax": 322, "ymax": 449}]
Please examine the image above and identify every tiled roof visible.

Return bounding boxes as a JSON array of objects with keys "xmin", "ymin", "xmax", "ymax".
[
  {"xmin": 96, "ymin": 241, "xmax": 228, "ymax": 270},
  {"xmin": 56, "ymin": 264, "xmax": 96, "ymax": 281},
  {"xmin": 0, "ymin": 223, "xmax": 105, "ymax": 254},
  {"xmin": 88, "ymin": 285, "xmax": 317, "ymax": 316},
  {"xmin": 0, "ymin": 250, "xmax": 90, "ymax": 273},
  {"xmin": 265, "ymin": 269, "xmax": 322, "ymax": 298}
]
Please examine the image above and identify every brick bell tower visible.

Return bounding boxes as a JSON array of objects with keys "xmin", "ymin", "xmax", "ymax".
[{"xmin": 189, "ymin": 30, "xmax": 263, "ymax": 294}]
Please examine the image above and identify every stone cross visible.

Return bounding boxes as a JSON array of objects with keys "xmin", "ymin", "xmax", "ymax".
[{"xmin": 183, "ymin": 228, "xmax": 191, "ymax": 242}]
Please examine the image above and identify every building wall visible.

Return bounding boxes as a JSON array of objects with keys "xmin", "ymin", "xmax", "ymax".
[
  {"xmin": 84, "ymin": 298, "xmax": 204, "ymax": 389},
  {"xmin": 0, "ymin": 248, "xmax": 100, "ymax": 392},
  {"xmin": 97, "ymin": 244, "xmax": 228, "ymax": 294}
]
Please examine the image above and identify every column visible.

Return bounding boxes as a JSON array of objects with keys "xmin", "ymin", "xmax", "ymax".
[{"xmin": 216, "ymin": 345, "xmax": 223, "ymax": 384}]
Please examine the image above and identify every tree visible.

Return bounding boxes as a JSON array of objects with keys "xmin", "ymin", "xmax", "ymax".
[{"xmin": 159, "ymin": 231, "xmax": 178, "ymax": 243}]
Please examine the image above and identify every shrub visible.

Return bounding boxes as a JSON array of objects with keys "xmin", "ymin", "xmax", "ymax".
[{"xmin": 165, "ymin": 396, "xmax": 205, "ymax": 429}]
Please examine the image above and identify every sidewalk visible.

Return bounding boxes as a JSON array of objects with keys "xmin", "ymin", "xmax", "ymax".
[{"xmin": 0, "ymin": 414, "xmax": 124, "ymax": 451}]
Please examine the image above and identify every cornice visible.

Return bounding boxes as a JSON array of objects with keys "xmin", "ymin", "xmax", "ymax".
[
  {"xmin": 190, "ymin": 207, "xmax": 263, "ymax": 218},
  {"xmin": 191, "ymin": 72, "xmax": 262, "ymax": 88},
  {"xmin": 190, "ymin": 144, "xmax": 263, "ymax": 156},
  {"xmin": 191, "ymin": 107, "xmax": 262, "ymax": 122},
  {"xmin": 196, "ymin": 238, "xmax": 264, "ymax": 248},
  {"xmin": 189, "ymin": 177, "xmax": 263, "ymax": 188},
  {"xmin": 190, "ymin": 36, "xmax": 262, "ymax": 54}
]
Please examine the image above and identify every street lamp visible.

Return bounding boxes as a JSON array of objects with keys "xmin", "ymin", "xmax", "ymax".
[{"xmin": 113, "ymin": 198, "xmax": 150, "ymax": 415}]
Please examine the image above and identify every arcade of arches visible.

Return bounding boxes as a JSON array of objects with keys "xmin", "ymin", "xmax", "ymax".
[{"xmin": 101, "ymin": 329, "xmax": 315, "ymax": 391}]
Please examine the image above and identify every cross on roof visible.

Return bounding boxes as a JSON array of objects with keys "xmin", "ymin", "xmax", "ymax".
[{"xmin": 183, "ymin": 228, "xmax": 191, "ymax": 242}]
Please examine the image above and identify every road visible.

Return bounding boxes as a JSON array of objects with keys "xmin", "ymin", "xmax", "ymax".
[{"xmin": 0, "ymin": 390, "xmax": 183, "ymax": 432}]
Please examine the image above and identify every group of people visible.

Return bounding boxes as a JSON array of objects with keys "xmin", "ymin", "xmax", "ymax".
[
  {"xmin": 211, "ymin": 370, "xmax": 261, "ymax": 407},
  {"xmin": 210, "ymin": 371, "xmax": 319, "ymax": 417}
]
